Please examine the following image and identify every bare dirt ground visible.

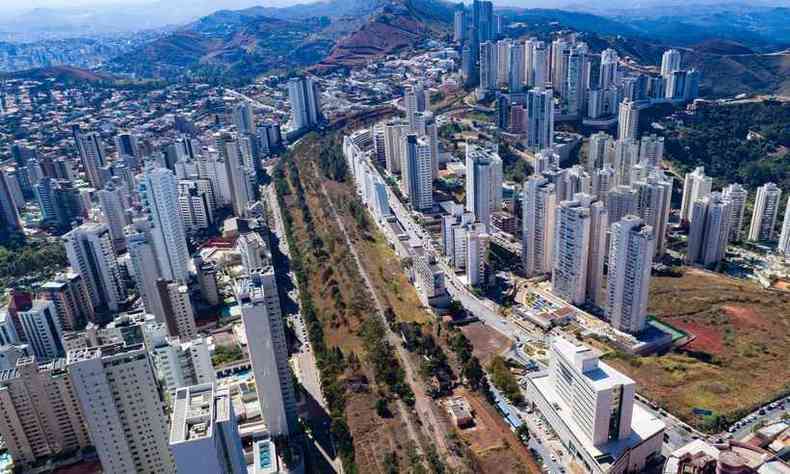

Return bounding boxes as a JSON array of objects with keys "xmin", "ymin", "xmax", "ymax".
[{"xmin": 605, "ymin": 268, "xmax": 790, "ymax": 430}]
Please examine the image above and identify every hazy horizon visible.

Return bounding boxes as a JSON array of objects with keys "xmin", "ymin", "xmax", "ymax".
[{"xmin": 2, "ymin": 0, "xmax": 782, "ymax": 14}]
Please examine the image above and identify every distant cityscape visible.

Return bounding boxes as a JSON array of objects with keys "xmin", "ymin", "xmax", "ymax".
[{"xmin": 0, "ymin": 1, "xmax": 788, "ymax": 474}]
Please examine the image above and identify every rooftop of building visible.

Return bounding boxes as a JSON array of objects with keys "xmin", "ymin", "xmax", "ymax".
[
  {"xmin": 66, "ymin": 342, "xmax": 145, "ymax": 364},
  {"xmin": 551, "ymin": 336, "xmax": 635, "ymax": 390},
  {"xmin": 170, "ymin": 383, "xmax": 217, "ymax": 444}
]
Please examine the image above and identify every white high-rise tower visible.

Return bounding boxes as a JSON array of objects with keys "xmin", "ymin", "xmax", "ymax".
[
  {"xmin": 606, "ymin": 216, "xmax": 655, "ymax": 335},
  {"xmin": 140, "ymin": 166, "xmax": 190, "ymax": 282},
  {"xmin": 522, "ymin": 175, "xmax": 557, "ymax": 277},
  {"xmin": 749, "ymin": 182, "xmax": 782, "ymax": 242},
  {"xmin": 235, "ymin": 269, "xmax": 297, "ymax": 437}
]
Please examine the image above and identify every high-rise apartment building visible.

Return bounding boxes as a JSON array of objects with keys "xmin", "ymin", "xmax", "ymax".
[
  {"xmin": 722, "ymin": 183, "xmax": 748, "ymax": 242},
  {"xmin": 126, "ymin": 225, "xmax": 166, "ymax": 321},
  {"xmin": 551, "ymin": 39, "xmax": 571, "ymax": 98},
  {"xmin": 749, "ymin": 182, "xmax": 782, "ymax": 242},
  {"xmin": 599, "ymin": 48, "xmax": 619, "ymax": 89},
  {"xmin": 39, "ymin": 272, "xmax": 94, "ymax": 331},
  {"xmin": 232, "ymin": 101, "xmax": 256, "ymax": 135},
  {"xmin": 74, "ymin": 131, "xmax": 106, "ymax": 188},
  {"xmin": 523, "ymin": 175, "xmax": 557, "ymax": 277},
  {"xmin": 566, "ymin": 43, "xmax": 590, "ymax": 116},
  {"xmin": 509, "ymin": 41, "xmax": 526, "ymax": 92},
  {"xmin": 687, "ymin": 192, "xmax": 732, "ymax": 267},
  {"xmin": 466, "ymin": 224, "xmax": 489, "ymax": 287},
  {"xmin": 18, "ymin": 300, "xmax": 64, "ymax": 361},
  {"xmin": 68, "ymin": 343, "xmax": 175, "ymax": 474},
  {"xmin": 63, "ymin": 223, "xmax": 127, "ymax": 314},
  {"xmin": 382, "ymin": 120, "xmax": 408, "ymax": 174},
  {"xmin": 215, "ymin": 132, "xmax": 255, "ymax": 217},
  {"xmin": 156, "ymin": 280, "xmax": 198, "ymax": 340},
  {"xmin": 287, "ymin": 76, "xmax": 322, "ymax": 132},
  {"xmin": 634, "ymin": 170, "xmax": 673, "ymax": 257},
  {"xmin": 606, "ymin": 185, "xmax": 638, "ymax": 226},
  {"xmin": 479, "ymin": 41, "xmax": 498, "ymax": 92},
  {"xmin": 526, "ymin": 88, "xmax": 554, "ymax": 150},
  {"xmin": 661, "ymin": 49, "xmax": 682, "ymax": 77},
  {"xmin": 680, "ymin": 166, "xmax": 712, "ymax": 223},
  {"xmin": 552, "ymin": 198, "xmax": 591, "ymax": 305},
  {"xmin": 0, "ymin": 171, "xmax": 21, "ymax": 234},
  {"xmin": 639, "ymin": 135, "xmax": 665, "ymax": 168},
  {"xmin": 236, "ymin": 269, "xmax": 297, "ymax": 437},
  {"xmin": 151, "ymin": 337, "xmax": 215, "ymax": 393},
  {"xmin": 0, "ymin": 357, "xmax": 90, "ymax": 467},
  {"xmin": 617, "ymin": 99, "xmax": 639, "ymax": 141},
  {"xmin": 606, "ymin": 216, "xmax": 655, "ymax": 335},
  {"xmin": 401, "ymin": 134, "xmax": 433, "ymax": 211},
  {"xmin": 453, "ymin": 10, "xmax": 465, "ymax": 42},
  {"xmin": 405, "ymin": 82, "xmax": 429, "ymax": 131},
  {"xmin": 465, "ymin": 143, "xmax": 503, "ymax": 230},
  {"xmin": 530, "ymin": 40, "xmax": 549, "ymax": 87},
  {"xmin": 778, "ymin": 197, "xmax": 790, "ymax": 256},
  {"xmin": 140, "ymin": 166, "xmax": 190, "ymax": 282},
  {"xmin": 551, "ymin": 194, "xmax": 607, "ymax": 306},
  {"xmin": 97, "ymin": 182, "xmax": 129, "ymax": 253},
  {"xmin": 169, "ymin": 384, "xmax": 246, "ymax": 474}
]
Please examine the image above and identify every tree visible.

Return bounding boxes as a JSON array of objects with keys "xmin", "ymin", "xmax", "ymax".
[
  {"xmin": 516, "ymin": 423, "xmax": 531, "ymax": 444},
  {"xmin": 375, "ymin": 398, "xmax": 391, "ymax": 418}
]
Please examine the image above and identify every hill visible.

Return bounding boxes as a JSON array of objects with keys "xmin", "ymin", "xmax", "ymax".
[
  {"xmin": 104, "ymin": 0, "xmax": 450, "ymax": 81},
  {"xmin": 1, "ymin": 65, "xmax": 112, "ymax": 83},
  {"xmin": 314, "ymin": 0, "xmax": 451, "ymax": 72}
]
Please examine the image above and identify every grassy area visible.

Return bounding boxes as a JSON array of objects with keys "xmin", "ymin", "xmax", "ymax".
[
  {"xmin": 603, "ymin": 268, "xmax": 790, "ymax": 431},
  {"xmin": 279, "ymin": 133, "xmax": 430, "ymax": 473}
]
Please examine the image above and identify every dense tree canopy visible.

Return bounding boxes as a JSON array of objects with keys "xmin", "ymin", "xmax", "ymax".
[{"xmin": 663, "ymin": 101, "xmax": 790, "ymax": 190}]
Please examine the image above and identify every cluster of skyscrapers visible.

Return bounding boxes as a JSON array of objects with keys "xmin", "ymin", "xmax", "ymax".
[{"xmin": 0, "ymin": 84, "xmax": 306, "ymax": 473}]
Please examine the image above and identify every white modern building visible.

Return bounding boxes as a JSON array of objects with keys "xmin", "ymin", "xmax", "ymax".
[
  {"xmin": 465, "ymin": 143, "xmax": 502, "ymax": 230},
  {"xmin": 749, "ymin": 182, "xmax": 782, "ymax": 242},
  {"xmin": 661, "ymin": 49, "xmax": 682, "ymax": 77},
  {"xmin": 680, "ymin": 167, "xmax": 712, "ymax": 223},
  {"xmin": 63, "ymin": 222, "xmax": 127, "ymax": 313},
  {"xmin": 287, "ymin": 76, "xmax": 322, "ymax": 132},
  {"xmin": 151, "ymin": 337, "xmax": 215, "ymax": 393},
  {"xmin": 236, "ymin": 269, "xmax": 297, "ymax": 437},
  {"xmin": 617, "ymin": 99, "xmax": 639, "ymax": 141},
  {"xmin": 634, "ymin": 170, "xmax": 673, "ymax": 258},
  {"xmin": 722, "ymin": 183, "xmax": 748, "ymax": 242},
  {"xmin": 525, "ymin": 337, "xmax": 665, "ymax": 474},
  {"xmin": 466, "ymin": 224, "xmax": 489, "ymax": 287},
  {"xmin": 140, "ymin": 166, "xmax": 190, "ymax": 282},
  {"xmin": 687, "ymin": 192, "xmax": 732, "ymax": 267},
  {"xmin": 405, "ymin": 82, "xmax": 429, "ymax": 131},
  {"xmin": 777, "ymin": 196, "xmax": 790, "ymax": 256},
  {"xmin": 126, "ymin": 224, "xmax": 166, "ymax": 321},
  {"xmin": 401, "ymin": 134, "xmax": 433, "ymax": 211},
  {"xmin": 606, "ymin": 216, "xmax": 655, "ymax": 335},
  {"xmin": 169, "ymin": 383, "xmax": 247, "ymax": 474},
  {"xmin": 523, "ymin": 175, "xmax": 557, "ymax": 277},
  {"xmin": 97, "ymin": 182, "xmax": 129, "ymax": 253},
  {"xmin": 18, "ymin": 300, "xmax": 63, "ymax": 361},
  {"xmin": 552, "ymin": 194, "xmax": 608, "ymax": 307},
  {"xmin": 68, "ymin": 343, "xmax": 175, "ymax": 474}
]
